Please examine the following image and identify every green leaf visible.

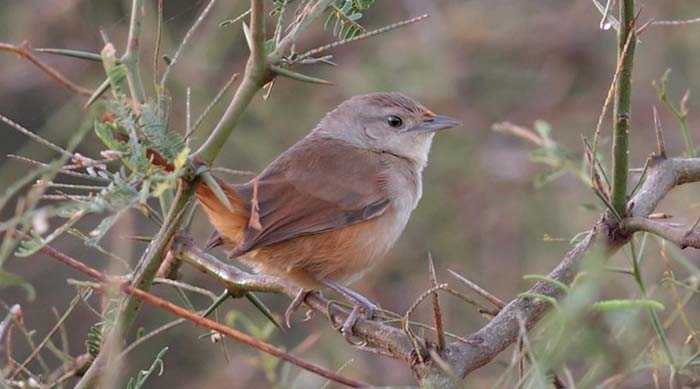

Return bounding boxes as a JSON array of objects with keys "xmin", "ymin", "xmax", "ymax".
[
  {"xmin": 101, "ymin": 44, "xmax": 128, "ymax": 97},
  {"xmin": 15, "ymin": 210, "xmax": 85, "ymax": 257},
  {"xmin": 85, "ymin": 324, "xmax": 102, "ymax": 357},
  {"xmin": 534, "ymin": 119, "xmax": 552, "ymax": 140},
  {"xmin": 0, "ymin": 270, "xmax": 36, "ymax": 301},
  {"xmin": 86, "ymin": 211, "xmax": 122, "ymax": 247},
  {"xmin": 523, "ymin": 274, "xmax": 570, "ymax": 292},
  {"xmin": 94, "ymin": 121, "xmax": 128, "ymax": 152},
  {"xmin": 322, "ymin": 0, "xmax": 376, "ymax": 39},
  {"xmin": 98, "ymin": 177, "xmax": 140, "ymax": 211},
  {"xmin": 518, "ymin": 292, "xmax": 560, "ymax": 309},
  {"xmin": 532, "ymin": 169, "xmax": 566, "ymax": 188},
  {"xmin": 592, "ymin": 299, "xmax": 665, "ymax": 312},
  {"xmin": 126, "ymin": 347, "xmax": 169, "ymax": 389},
  {"xmin": 140, "ymin": 104, "xmax": 185, "ymax": 162}
]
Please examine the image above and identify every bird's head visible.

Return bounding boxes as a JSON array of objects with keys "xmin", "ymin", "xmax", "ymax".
[{"xmin": 315, "ymin": 92, "xmax": 461, "ymax": 166}]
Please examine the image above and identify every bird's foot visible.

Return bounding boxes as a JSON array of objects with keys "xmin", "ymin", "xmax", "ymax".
[
  {"xmin": 340, "ymin": 305, "xmax": 363, "ymax": 344},
  {"xmin": 327, "ymin": 297, "xmax": 378, "ymax": 344},
  {"xmin": 285, "ymin": 289, "xmax": 313, "ymax": 328},
  {"xmin": 320, "ymin": 279, "xmax": 381, "ymax": 343}
]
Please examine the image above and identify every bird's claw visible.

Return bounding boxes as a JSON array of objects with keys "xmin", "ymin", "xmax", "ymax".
[
  {"xmin": 332, "ymin": 302, "xmax": 375, "ymax": 346},
  {"xmin": 285, "ymin": 289, "xmax": 311, "ymax": 328},
  {"xmin": 320, "ymin": 279, "xmax": 380, "ymax": 344},
  {"xmin": 340, "ymin": 305, "xmax": 362, "ymax": 343}
]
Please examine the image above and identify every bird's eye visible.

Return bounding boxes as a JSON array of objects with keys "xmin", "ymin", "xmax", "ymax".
[{"xmin": 386, "ymin": 115, "xmax": 403, "ymax": 128}]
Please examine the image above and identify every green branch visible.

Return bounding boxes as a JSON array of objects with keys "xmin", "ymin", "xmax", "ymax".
[
  {"xmin": 122, "ymin": 0, "xmax": 146, "ymax": 103},
  {"xmin": 115, "ymin": 182, "xmax": 195, "ymax": 331},
  {"xmin": 193, "ymin": 0, "xmax": 268, "ymax": 164},
  {"xmin": 610, "ymin": 0, "xmax": 636, "ymax": 215}
]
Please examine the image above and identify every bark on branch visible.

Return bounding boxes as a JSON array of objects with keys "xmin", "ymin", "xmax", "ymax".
[
  {"xmin": 623, "ymin": 217, "xmax": 700, "ymax": 249},
  {"xmin": 179, "ymin": 156, "xmax": 700, "ymax": 387},
  {"xmin": 177, "ymin": 242, "xmax": 420, "ymax": 364}
]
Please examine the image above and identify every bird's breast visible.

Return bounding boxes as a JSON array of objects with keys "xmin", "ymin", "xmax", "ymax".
[{"xmin": 340, "ymin": 165, "xmax": 422, "ymax": 282}]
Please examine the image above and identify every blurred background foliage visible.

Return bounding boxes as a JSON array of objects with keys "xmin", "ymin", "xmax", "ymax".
[{"xmin": 0, "ymin": 0, "xmax": 699, "ymax": 387}]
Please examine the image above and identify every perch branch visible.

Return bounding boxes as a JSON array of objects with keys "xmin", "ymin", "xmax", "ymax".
[
  {"xmin": 178, "ymin": 157, "xmax": 700, "ymax": 387},
  {"xmin": 177, "ymin": 243, "xmax": 420, "ymax": 363}
]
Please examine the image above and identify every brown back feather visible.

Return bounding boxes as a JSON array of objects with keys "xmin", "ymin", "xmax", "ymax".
[{"xmin": 196, "ymin": 136, "xmax": 393, "ymax": 257}]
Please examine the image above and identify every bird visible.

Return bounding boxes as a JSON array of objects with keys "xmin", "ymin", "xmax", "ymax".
[{"xmin": 195, "ymin": 92, "xmax": 460, "ymax": 337}]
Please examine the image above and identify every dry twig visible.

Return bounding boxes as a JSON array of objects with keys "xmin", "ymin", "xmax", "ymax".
[
  {"xmin": 0, "ymin": 42, "xmax": 91, "ymax": 96},
  {"xmin": 35, "ymin": 242, "xmax": 368, "ymax": 388}
]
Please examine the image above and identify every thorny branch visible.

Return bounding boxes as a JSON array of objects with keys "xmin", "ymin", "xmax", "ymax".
[
  {"xmin": 610, "ymin": 0, "xmax": 636, "ymax": 215},
  {"xmin": 34, "ymin": 242, "xmax": 368, "ymax": 388},
  {"xmin": 177, "ymin": 156, "xmax": 700, "ymax": 387},
  {"xmin": 623, "ymin": 217, "xmax": 700, "ymax": 249},
  {"xmin": 5, "ymin": 0, "xmax": 700, "ymax": 387},
  {"xmin": 77, "ymin": 0, "xmax": 422, "ymax": 386}
]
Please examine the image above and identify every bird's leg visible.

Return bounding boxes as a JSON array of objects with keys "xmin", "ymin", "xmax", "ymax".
[
  {"xmin": 285, "ymin": 289, "xmax": 312, "ymax": 328},
  {"xmin": 205, "ymin": 230, "xmax": 224, "ymax": 251},
  {"xmin": 321, "ymin": 279, "xmax": 379, "ymax": 340}
]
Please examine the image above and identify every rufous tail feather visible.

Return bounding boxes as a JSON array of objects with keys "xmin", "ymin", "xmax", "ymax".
[{"xmin": 195, "ymin": 177, "xmax": 248, "ymax": 248}]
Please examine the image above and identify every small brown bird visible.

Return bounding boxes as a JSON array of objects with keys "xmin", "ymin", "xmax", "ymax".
[{"xmin": 196, "ymin": 92, "xmax": 460, "ymax": 335}]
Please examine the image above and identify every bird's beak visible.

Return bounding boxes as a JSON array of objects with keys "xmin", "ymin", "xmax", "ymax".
[{"xmin": 404, "ymin": 114, "xmax": 462, "ymax": 134}]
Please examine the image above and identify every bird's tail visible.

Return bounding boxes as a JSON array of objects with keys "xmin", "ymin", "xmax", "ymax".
[
  {"xmin": 126, "ymin": 138, "xmax": 249, "ymax": 249},
  {"xmin": 195, "ymin": 177, "xmax": 249, "ymax": 248}
]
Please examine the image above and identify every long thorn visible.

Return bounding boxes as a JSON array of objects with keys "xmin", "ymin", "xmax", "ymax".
[
  {"xmin": 296, "ymin": 14, "xmax": 430, "ymax": 61},
  {"xmin": 270, "ymin": 64, "xmax": 333, "ymax": 85},
  {"xmin": 447, "ymin": 269, "xmax": 506, "ymax": 309},
  {"xmin": 428, "ymin": 253, "xmax": 445, "ymax": 351},
  {"xmin": 0, "ymin": 114, "xmax": 71, "ymax": 156}
]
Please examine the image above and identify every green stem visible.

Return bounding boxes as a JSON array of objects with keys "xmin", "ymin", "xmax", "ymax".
[
  {"xmin": 75, "ymin": 0, "xmax": 356, "ymax": 385},
  {"xmin": 611, "ymin": 0, "xmax": 636, "ymax": 215},
  {"xmin": 76, "ymin": 3, "xmax": 269, "ymax": 386},
  {"xmin": 677, "ymin": 114, "xmax": 694, "ymax": 157},
  {"xmin": 73, "ymin": 181, "xmax": 194, "ymax": 389},
  {"xmin": 193, "ymin": 0, "xmax": 268, "ymax": 164},
  {"xmin": 629, "ymin": 240, "xmax": 675, "ymax": 366},
  {"xmin": 118, "ymin": 181, "xmax": 195, "ymax": 332},
  {"xmin": 122, "ymin": 0, "xmax": 146, "ymax": 103}
]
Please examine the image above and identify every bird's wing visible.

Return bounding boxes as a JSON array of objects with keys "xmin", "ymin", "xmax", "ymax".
[{"xmin": 230, "ymin": 136, "xmax": 391, "ymax": 256}]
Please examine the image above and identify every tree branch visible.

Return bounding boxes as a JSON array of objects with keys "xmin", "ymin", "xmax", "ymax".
[
  {"xmin": 177, "ymin": 242, "xmax": 420, "ymax": 364},
  {"xmin": 74, "ymin": 182, "xmax": 195, "ymax": 389},
  {"xmin": 193, "ymin": 0, "xmax": 268, "ymax": 164},
  {"xmin": 122, "ymin": 0, "xmax": 146, "ymax": 103},
  {"xmin": 35, "ymin": 242, "xmax": 368, "ymax": 388},
  {"xmin": 610, "ymin": 0, "xmax": 636, "ymax": 214},
  {"xmin": 176, "ymin": 157, "xmax": 700, "ymax": 387},
  {"xmin": 77, "ymin": 1, "xmax": 337, "ymax": 385},
  {"xmin": 623, "ymin": 217, "xmax": 700, "ymax": 249},
  {"xmin": 0, "ymin": 42, "xmax": 91, "ymax": 96}
]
